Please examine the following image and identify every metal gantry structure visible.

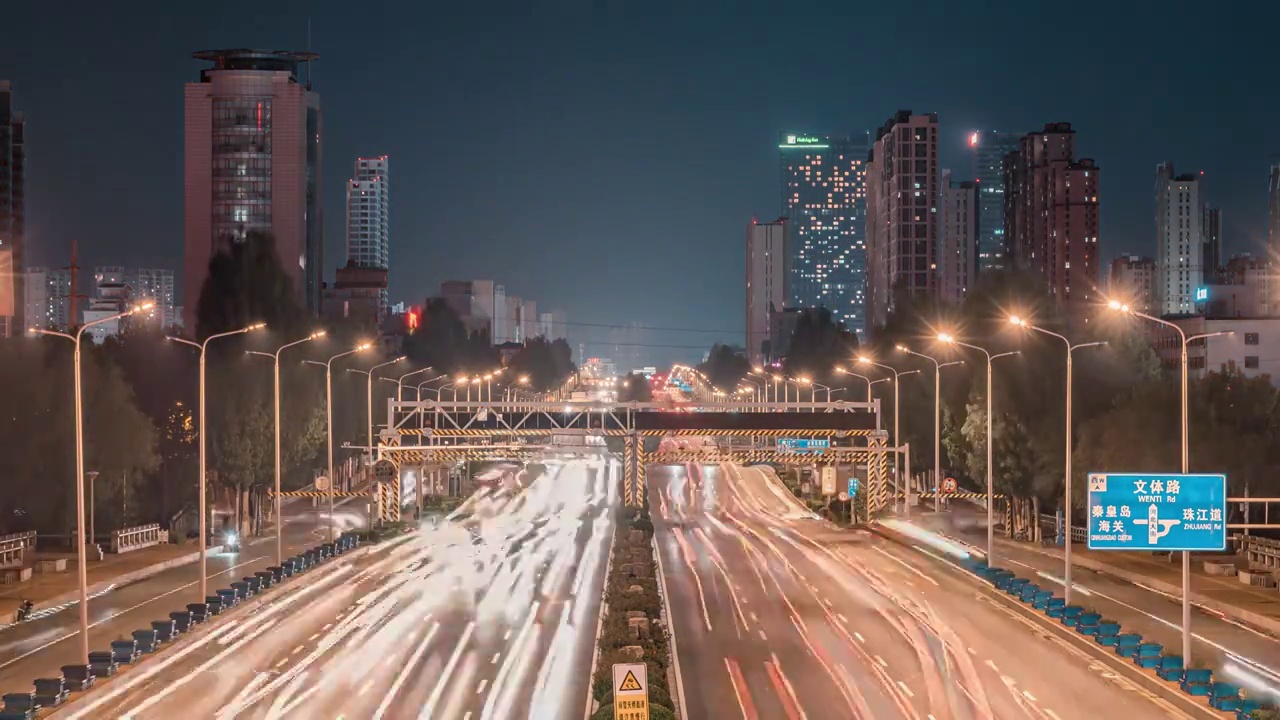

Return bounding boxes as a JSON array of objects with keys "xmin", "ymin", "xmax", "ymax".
[{"xmin": 371, "ymin": 399, "xmax": 896, "ymax": 510}]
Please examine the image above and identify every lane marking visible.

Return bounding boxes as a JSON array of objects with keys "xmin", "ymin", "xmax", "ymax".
[{"xmin": 897, "ymin": 681, "xmax": 915, "ymax": 698}]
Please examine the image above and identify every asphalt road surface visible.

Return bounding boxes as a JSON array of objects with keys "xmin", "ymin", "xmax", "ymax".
[
  {"xmin": 651, "ymin": 461, "xmax": 1227, "ymax": 720},
  {"xmin": 52, "ymin": 455, "xmax": 617, "ymax": 720},
  {"xmin": 917, "ymin": 505, "xmax": 1280, "ymax": 697},
  {"xmin": 0, "ymin": 497, "xmax": 364, "ymax": 696}
]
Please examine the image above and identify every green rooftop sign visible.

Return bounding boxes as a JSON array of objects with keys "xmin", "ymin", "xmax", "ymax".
[{"xmin": 781, "ymin": 135, "xmax": 828, "ymax": 149}]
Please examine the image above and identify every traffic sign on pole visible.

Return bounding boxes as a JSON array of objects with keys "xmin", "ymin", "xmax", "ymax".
[
  {"xmin": 941, "ymin": 477, "xmax": 957, "ymax": 493},
  {"xmin": 314, "ymin": 476, "xmax": 330, "ymax": 492},
  {"xmin": 820, "ymin": 466, "xmax": 837, "ymax": 496},
  {"xmin": 1086, "ymin": 473, "xmax": 1226, "ymax": 551},
  {"xmin": 848, "ymin": 476, "xmax": 859, "ymax": 497},
  {"xmin": 612, "ymin": 662, "xmax": 649, "ymax": 720}
]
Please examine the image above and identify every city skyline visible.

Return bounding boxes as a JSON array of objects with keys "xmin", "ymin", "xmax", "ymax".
[{"xmin": 6, "ymin": 6, "xmax": 1280, "ymax": 365}]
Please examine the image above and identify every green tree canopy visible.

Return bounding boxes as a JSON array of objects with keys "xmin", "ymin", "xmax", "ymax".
[
  {"xmin": 698, "ymin": 343, "xmax": 750, "ymax": 393},
  {"xmin": 619, "ymin": 372, "xmax": 654, "ymax": 402}
]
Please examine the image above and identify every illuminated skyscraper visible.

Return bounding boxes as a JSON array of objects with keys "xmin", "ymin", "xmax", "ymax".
[
  {"xmin": 780, "ymin": 132, "xmax": 869, "ymax": 335},
  {"xmin": 0, "ymin": 81, "xmax": 26, "ymax": 337},
  {"xmin": 865, "ymin": 111, "xmax": 939, "ymax": 329},
  {"xmin": 346, "ymin": 155, "xmax": 390, "ymax": 309},
  {"xmin": 968, "ymin": 130, "xmax": 1018, "ymax": 272},
  {"xmin": 183, "ymin": 49, "xmax": 323, "ymax": 332}
]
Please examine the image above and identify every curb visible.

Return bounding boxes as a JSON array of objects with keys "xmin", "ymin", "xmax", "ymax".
[
  {"xmin": 993, "ymin": 537, "xmax": 1280, "ymax": 639},
  {"xmin": 653, "ymin": 532, "xmax": 688, "ymax": 720},
  {"xmin": 30, "ymin": 546, "xmax": 226, "ymax": 615},
  {"xmin": 46, "ymin": 537, "xmax": 371, "ymax": 719},
  {"xmin": 581, "ymin": 515, "xmax": 618, "ymax": 720}
]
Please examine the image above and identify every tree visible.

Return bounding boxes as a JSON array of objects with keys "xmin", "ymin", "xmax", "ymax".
[
  {"xmin": 402, "ymin": 297, "xmax": 500, "ymax": 374},
  {"xmin": 619, "ymin": 372, "xmax": 653, "ymax": 402},
  {"xmin": 698, "ymin": 343, "xmax": 750, "ymax": 392},
  {"xmin": 506, "ymin": 336, "xmax": 576, "ymax": 392},
  {"xmin": 193, "ymin": 231, "xmax": 326, "ymax": 534},
  {"xmin": 0, "ymin": 336, "xmax": 158, "ymax": 534},
  {"xmin": 781, "ymin": 307, "xmax": 859, "ymax": 383}
]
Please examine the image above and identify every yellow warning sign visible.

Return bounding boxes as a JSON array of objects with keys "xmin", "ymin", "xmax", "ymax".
[
  {"xmin": 612, "ymin": 662, "xmax": 649, "ymax": 720},
  {"xmin": 618, "ymin": 670, "xmax": 643, "ymax": 692}
]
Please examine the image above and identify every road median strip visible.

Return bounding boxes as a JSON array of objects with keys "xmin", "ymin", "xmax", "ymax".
[{"xmin": 586, "ymin": 506, "xmax": 678, "ymax": 720}]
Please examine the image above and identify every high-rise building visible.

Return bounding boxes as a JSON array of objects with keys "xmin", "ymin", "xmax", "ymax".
[
  {"xmin": 1108, "ymin": 255, "xmax": 1156, "ymax": 313},
  {"xmin": 745, "ymin": 218, "xmax": 789, "ymax": 364},
  {"xmin": 1004, "ymin": 123, "xmax": 1100, "ymax": 320},
  {"xmin": 183, "ymin": 49, "xmax": 323, "ymax": 333},
  {"xmin": 968, "ymin": 130, "xmax": 1019, "ymax": 272},
  {"xmin": 440, "ymin": 279, "xmax": 498, "ymax": 337},
  {"xmin": 1203, "ymin": 206, "xmax": 1222, "ymax": 284},
  {"xmin": 938, "ymin": 170, "xmax": 977, "ymax": 304},
  {"xmin": 345, "ymin": 156, "xmax": 390, "ymax": 308},
  {"xmin": 779, "ymin": 132, "xmax": 868, "ymax": 334},
  {"xmin": 132, "ymin": 268, "xmax": 177, "ymax": 329},
  {"xmin": 0, "ymin": 81, "xmax": 25, "ymax": 337},
  {"xmin": 83, "ymin": 267, "xmax": 132, "ymax": 344},
  {"xmin": 865, "ymin": 111, "xmax": 940, "ymax": 329},
  {"xmin": 520, "ymin": 299, "xmax": 538, "ymax": 342},
  {"xmin": 23, "ymin": 267, "xmax": 72, "ymax": 331},
  {"xmin": 1269, "ymin": 165, "xmax": 1280, "ymax": 257},
  {"xmin": 1154, "ymin": 163, "xmax": 1205, "ymax": 316}
]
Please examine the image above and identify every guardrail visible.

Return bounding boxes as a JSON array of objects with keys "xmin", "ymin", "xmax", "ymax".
[
  {"xmin": 111, "ymin": 524, "xmax": 166, "ymax": 554},
  {"xmin": 0, "ymin": 531, "xmax": 37, "ymax": 568},
  {"xmin": 1037, "ymin": 513, "xmax": 1086, "ymax": 544},
  {"xmin": 1240, "ymin": 535, "xmax": 1280, "ymax": 570}
]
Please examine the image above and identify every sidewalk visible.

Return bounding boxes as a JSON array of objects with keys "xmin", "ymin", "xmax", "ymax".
[{"xmin": 0, "ymin": 543, "xmax": 210, "ymax": 621}]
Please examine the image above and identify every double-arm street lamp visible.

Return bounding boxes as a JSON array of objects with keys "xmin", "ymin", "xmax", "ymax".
[
  {"xmin": 393, "ymin": 366, "xmax": 435, "ymax": 402},
  {"xmin": 897, "ymin": 346, "xmax": 964, "ymax": 513},
  {"xmin": 1008, "ymin": 316, "xmax": 1106, "ymax": 606},
  {"xmin": 304, "ymin": 343, "xmax": 373, "ymax": 541},
  {"xmin": 937, "ymin": 333, "xmax": 1020, "ymax": 563},
  {"xmin": 167, "ymin": 322, "xmax": 266, "ymax": 601},
  {"xmin": 245, "ymin": 330, "xmax": 326, "ymax": 565},
  {"xmin": 1107, "ymin": 300, "xmax": 1231, "ymax": 663},
  {"xmin": 30, "ymin": 301, "xmax": 154, "ymax": 664},
  {"xmin": 856, "ymin": 357, "xmax": 919, "ymax": 512},
  {"xmin": 835, "ymin": 367, "xmax": 891, "ymax": 403}
]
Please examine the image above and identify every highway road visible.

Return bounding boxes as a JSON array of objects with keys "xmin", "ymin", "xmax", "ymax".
[
  {"xmin": 917, "ymin": 506, "xmax": 1280, "ymax": 697},
  {"xmin": 0, "ymin": 497, "xmax": 362, "ymax": 696},
  {"xmin": 52, "ymin": 455, "xmax": 617, "ymax": 720},
  {"xmin": 651, "ymin": 461, "xmax": 1227, "ymax": 720}
]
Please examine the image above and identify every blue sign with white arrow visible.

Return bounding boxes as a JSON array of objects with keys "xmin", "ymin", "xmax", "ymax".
[
  {"xmin": 1086, "ymin": 473, "xmax": 1227, "ymax": 551},
  {"xmin": 848, "ymin": 477, "xmax": 859, "ymax": 497}
]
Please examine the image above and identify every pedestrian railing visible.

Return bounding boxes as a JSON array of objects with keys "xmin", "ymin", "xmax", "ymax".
[
  {"xmin": 1240, "ymin": 535, "xmax": 1280, "ymax": 570},
  {"xmin": 0, "ymin": 531, "xmax": 37, "ymax": 568},
  {"xmin": 111, "ymin": 524, "xmax": 166, "ymax": 554},
  {"xmin": 1037, "ymin": 513, "xmax": 1087, "ymax": 544}
]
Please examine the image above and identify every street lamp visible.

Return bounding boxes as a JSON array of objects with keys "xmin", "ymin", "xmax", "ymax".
[
  {"xmin": 304, "ymin": 343, "xmax": 373, "ymax": 541},
  {"xmin": 166, "ymin": 321, "xmax": 265, "ymax": 603},
  {"xmin": 505, "ymin": 375, "xmax": 530, "ymax": 402},
  {"xmin": 857, "ymin": 357, "xmax": 919, "ymax": 512},
  {"xmin": 937, "ymin": 333, "xmax": 1020, "ymax": 563},
  {"xmin": 1008, "ymin": 315, "xmax": 1106, "ymax": 607},
  {"xmin": 245, "ymin": 330, "xmax": 325, "ymax": 565},
  {"xmin": 392, "ymin": 366, "xmax": 435, "ymax": 402},
  {"xmin": 1106, "ymin": 300, "xmax": 1231, "ymax": 663},
  {"xmin": 896, "ymin": 346, "xmax": 964, "ymax": 513},
  {"xmin": 835, "ymin": 367, "xmax": 890, "ymax": 403},
  {"xmin": 29, "ymin": 300, "xmax": 154, "ymax": 665},
  {"xmin": 362, "ymin": 356, "xmax": 406, "ymax": 454}
]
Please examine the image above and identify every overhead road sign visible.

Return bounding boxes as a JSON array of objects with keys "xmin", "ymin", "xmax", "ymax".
[
  {"xmin": 612, "ymin": 662, "xmax": 649, "ymax": 720},
  {"xmin": 778, "ymin": 438, "xmax": 830, "ymax": 453},
  {"xmin": 1086, "ymin": 473, "xmax": 1227, "ymax": 551}
]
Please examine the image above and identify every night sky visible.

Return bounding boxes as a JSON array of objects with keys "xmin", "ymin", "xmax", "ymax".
[{"xmin": 3, "ymin": 2, "xmax": 1278, "ymax": 367}]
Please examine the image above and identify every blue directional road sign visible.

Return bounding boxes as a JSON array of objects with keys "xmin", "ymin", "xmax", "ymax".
[
  {"xmin": 777, "ymin": 438, "xmax": 830, "ymax": 453},
  {"xmin": 1086, "ymin": 473, "xmax": 1226, "ymax": 551},
  {"xmin": 848, "ymin": 477, "xmax": 859, "ymax": 496}
]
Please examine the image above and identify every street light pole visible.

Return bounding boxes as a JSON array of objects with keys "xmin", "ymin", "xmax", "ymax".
[
  {"xmin": 1009, "ymin": 316, "xmax": 1106, "ymax": 606},
  {"xmin": 30, "ymin": 302, "xmax": 152, "ymax": 665},
  {"xmin": 937, "ymin": 333, "xmax": 1020, "ymax": 564},
  {"xmin": 363, "ymin": 356, "xmax": 405, "ymax": 453},
  {"xmin": 897, "ymin": 347, "xmax": 963, "ymax": 513},
  {"xmin": 305, "ymin": 344, "xmax": 373, "ymax": 542},
  {"xmin": 857, "ymin": 358, "xmax": 920, "ymax": 511},
  {"xmin": 167, "ymin": 322, "xmax": 265, "ymax": 601},
  {"xmin": 245, "ymin": 330, "xmax": 325, "ymax": 565},
  {"xmin": 1107, "ymin": 301, "xmax": 1231, "ymax": 664}
]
